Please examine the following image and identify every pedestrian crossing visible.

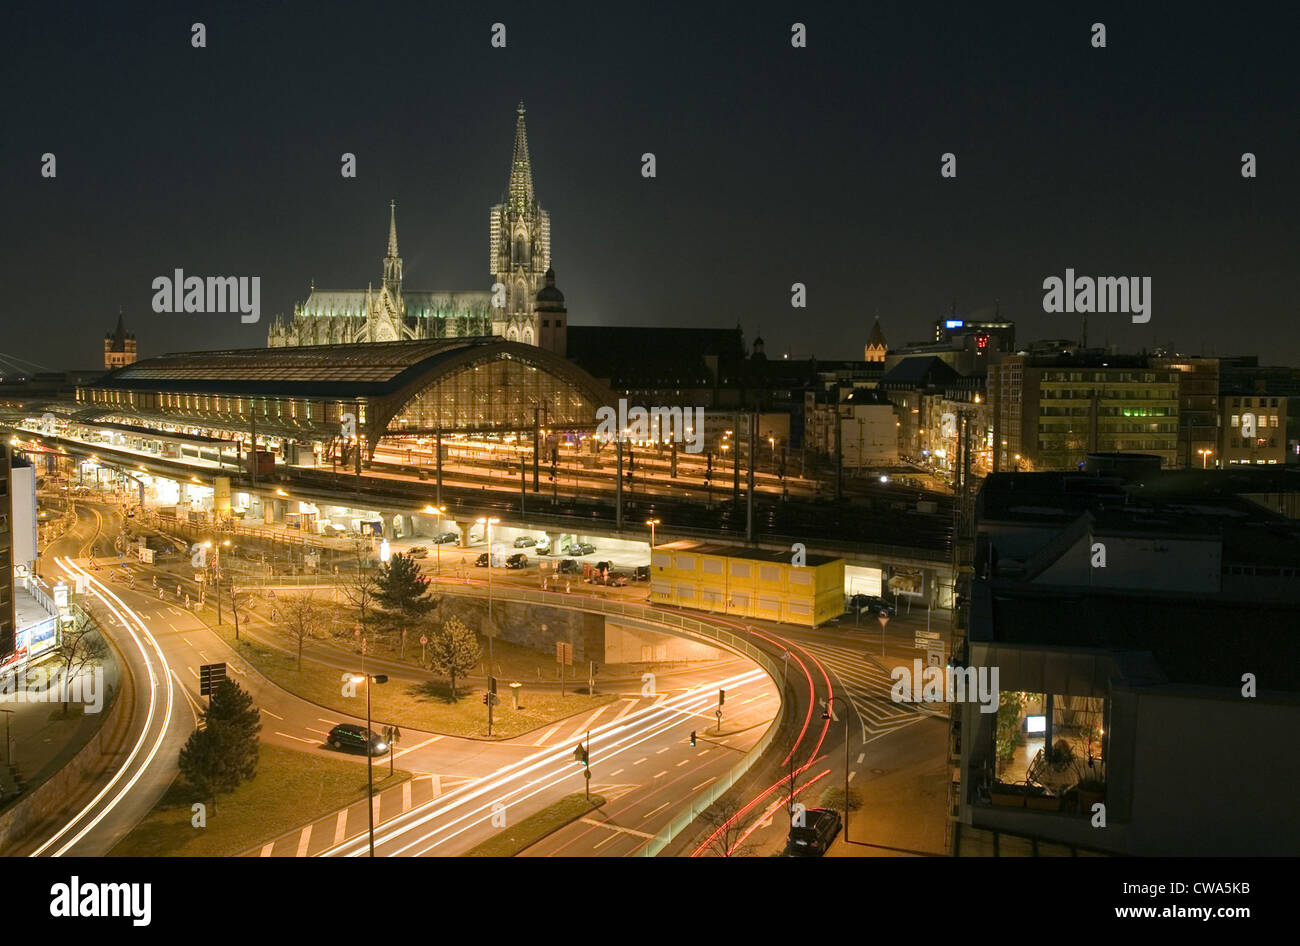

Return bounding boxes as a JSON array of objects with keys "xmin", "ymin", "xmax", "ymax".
[{"xmin": 797, "ymin": 641, "xmax": 924, "ymax": 737}]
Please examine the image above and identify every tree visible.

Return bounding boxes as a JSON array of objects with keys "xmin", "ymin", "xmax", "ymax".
[
  {"xmin": 697, "ymin": 798, "xmax": 756, "ymax": 857},
  {"xmin": 53, "ymin": 606, "xmax": 109, "ymax": 717},
  {"xmin": 375, "ymin": 553, "xmax": 437, "ymax": 652},
  {"xmin": 178, "ymin": 679, "xmax": 261, "ymax": 811},
  {"xmin": 426, "ymin": 616, "xmax": 480, "ymax": 701},
  {"xmin": 278, "ymin": 590, "xmax": 329, "ymax": 670},
  {"xmin": 340, "ymin": 539, "xmax": 382, "ymax": 644}
]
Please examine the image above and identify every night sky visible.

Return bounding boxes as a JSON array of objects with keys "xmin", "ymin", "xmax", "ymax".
[{"xmin": 2, "ymin": 1, "xmax": 1295, "ymax": 370}]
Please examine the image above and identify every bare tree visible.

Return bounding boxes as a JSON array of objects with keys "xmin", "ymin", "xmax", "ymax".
[
  {"xmin": 339, "ymin": 539, "xmax": 382, "ymax": 644},
  {"xmin": 277, "ymin": 590, "xmax": 330, "ymax": 670},
  {"xmin": 696, "ymin": 798, "xmax": 757, "ymax": 858},
  {"xmin": 53, "ymin": 606, "xmax": 109, "ymax": 717}
]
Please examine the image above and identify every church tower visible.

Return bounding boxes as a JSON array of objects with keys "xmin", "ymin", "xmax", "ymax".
[
  {"xmin": 489, "ymin": 103, "xmax": 551, "ymax": 345},
  {"xmin": 104, "ymin": 311, "xmax": 137, "ymax": 369},
  {"xmin": 864, "ymin": 317, "xmax": 888, "ymax": 362}
]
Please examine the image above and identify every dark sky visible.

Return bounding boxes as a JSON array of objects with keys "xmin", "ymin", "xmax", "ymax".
[{"xmin": 2, "ymin": 0, "xmax": 1295, "ymax": 370}]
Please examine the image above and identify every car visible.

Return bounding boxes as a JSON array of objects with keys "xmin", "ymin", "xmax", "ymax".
[
  {"xmin": 784, "ymin": 807, "xmax": 842, "ymax": 856},
  {"xmin": 535, "ymin": 539, "xmax": 551, "ymax": 554},
  {"xmin": 847, "ymin": 594, "xmax": 895, "ymax": 617},
  {"xmin": 633, "ymin": 565, "xmax": 650, "ymax": 581},
  {"xmin": 505, "ymin": 553, "xmax": 528, "ymax": 569},
  {"xmin": 594, "ymin": 560, "xmax": 612, "ymax": 573},
  {"xmin": 327, "ymin": 723, "xmax": 389, "ymax": 756},
  {"xmin": 513, "ymin": 536, "xmax": 537, "ymax": 548},
  {"xmin": 606, "ymin": 573, "xmax": 629, "ymax": 587},
  {"xmin": 435, "ymin": 532, "xmax": 459, "ymax": 544},
  {"xmin": 407, "ymin": 546, "xmax": 429, "ymax": 558},
  {"xmin": 565, "ymin": 541, "xmax": 595, "ymax": 556},
  {"xmin": 475, "ymin": 552, "xmax": 491, "ymax": 567},
  {"xmin": 558, "ymin": 558, "xmax": 581, "ymax": 575}
]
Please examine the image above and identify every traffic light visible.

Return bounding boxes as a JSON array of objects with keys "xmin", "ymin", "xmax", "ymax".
[
  {"xmin": 573, "ymin": 743, "xmax": 589, "ymax": 767},
  {"xmin": 489, "ymin": 676, "xmax": 498, "ymax": 695},
  {"xmin": 718, "ymin": 689, "xmax": 725, "ymax": 707},
  {"xmin": 689, "ymin": 730, "xmax": 696, "ymax": 747}
]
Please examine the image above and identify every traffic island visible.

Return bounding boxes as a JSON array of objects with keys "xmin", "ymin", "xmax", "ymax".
[
  {"xmin": 464, "ymin": 793, "xmax": 606, "ymax": 857},
  {"xmin": 108, "ymin": 743, "xmax": 410, "ymax": 857}
]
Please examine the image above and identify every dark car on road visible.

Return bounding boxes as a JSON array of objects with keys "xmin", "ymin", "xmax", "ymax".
[
  {"xmin": 475, "ymin": 552, "xmax": 491, "ymax": 567},
  {"xmin": 558, "ymin": 558, "xmax": 581, "ymax": 575},
  {"xmin": 327, "ymin": 723, "xmax": 389, "ymax": 756},
  {"xmin": 505, "ymin": 553, "xmax": 529, "ymax": 569},
  {"xmin": 565, "ymin": 541, "xmax": 595, "ymax": 556},
  {"xmin": 785, "ymin": 807, "xmax": 842, "ymax": 856},
  {"xmin": 435, "ymin": 532, "xmax": 459, "ymax": 544},
  {"xmin": 513, "ymin": 536, "xmax": 537, "ymax": 548},
  {"xmin": 847, "ymin": 594, "xmax": 895, "ymax": 617},
  {"xmin": 633, "ymin": 565, "xmax": 650, "ymax": 581},
  {"xmin": 407, "ymin": 546, "xmax": 428, "ymax": 558}
]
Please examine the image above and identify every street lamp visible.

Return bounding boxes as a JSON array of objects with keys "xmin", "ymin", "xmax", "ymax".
[
  {"xmin": 645, "ymin": 518, "xmax": 660, "ymax": 551},
  {"xmin": 425, "ymin": 505, "xmax": 446, "ymax": 575},
  {"xmin": 476, "ymin": 516, "xmax": 500, "ymax": 675},
  {"xmin": 348, "ymin": 670, "xmax": 389, "ymax": 857},
  {"xmin": 1198, "ymin": 448, "xmax": 1213, "ymax": 469},
  {"xmin": 822, "ymin": 696, "xmax": 852, "ymax": 842}
]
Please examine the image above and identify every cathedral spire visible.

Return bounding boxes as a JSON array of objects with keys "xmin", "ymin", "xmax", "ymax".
[
  {"xmin": 381, "ymin": 200, "xmax": 403, "ymax": 300},
  {"xmin": 508, "ymin": 102, "xmax": 535, "ymax": 210}
]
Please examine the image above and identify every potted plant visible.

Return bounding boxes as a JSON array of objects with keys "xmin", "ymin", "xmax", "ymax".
[
  {"xmin": 989, "ymin": 781, "xmax": 1029, "ymax": 807},
  {"xmin": 1076, "ymin": 756, "xmax": 1106, "ymax": 812},
  {"xmin": 1024, "ymin": 783, "xmax": 1062, "ymax": 811}
]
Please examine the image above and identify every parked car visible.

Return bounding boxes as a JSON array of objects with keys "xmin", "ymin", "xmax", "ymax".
[
  {"xmin": 594, "ymin": 560, "xmax": 612, "ymax": 573},
  {"xmin": 407, "ymin": 546, "xmax": 429, "ymax": 558},
  {"xmin": 434, "ymin": 532, "xmax": 458, "ymax": 544},
  {"xmin": 475, "ymin": 552, "xmax": 491, "ymax": 567},
  {"xmin": 565, "ymin": 541, "xmax": 595, "ymax": 556},
  {"xmin": 633, "ymin": 565, "xmax": 650, "ymax": 582},
  {"xmin": 513, "ymin": 536, "xmax": 537, "ymax": 548},
  {"xmin": 327, "ymin": 724, "xmax": 389, "ymax": 756},
  {"xmin": 606, "ymin": 573, "xmax": 629, "ymax": 587},
  {"xmin": 505, "ymin": 553, "xmax": 528, "ymax": 569},
  {"xmin": 847, "ymin": 594, "xmax": 895, "ymax": 618},
  {"xmin": 784, "ymin": 807, "xmax": 842, "ymax": 856},
  {"xmin": 535, "ymin": 539, "xmax": 551, "ymax": 554},
  {"xmin": 558, "ymin": 558, "xmax": 581, "ymax": 575}
]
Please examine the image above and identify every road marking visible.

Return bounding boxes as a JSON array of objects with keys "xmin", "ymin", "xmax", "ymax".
[
  {"xmin": 259, "ymin": 842, "xmax": 274, "ymax": 857},
  {"xmin": 632, "ymin": 757, "xmax": 646, "ymax": 766},
  {"xmin": 276, "ymin": 731, "xmax": 318, "ymax": 745},
  {"xmin": 610, "ymin": 699, "xmax": 638, "ymax": 724},
  {"xmin": 188, "ymin": 667, "xmax": 198, "ymax": 679},
  {"xmin": 691, "ymin": 777, "xmax": 717, "ymax": 792},
  {"xmin": 197, "ymin": 650, "xmax": 207, "ymax": 661},
  {"xmin": 182, "ymin": 637, "xmax": 194, "ymax": 647},
  {"xmin": 262, "ymin": 708, "xmax": 284, "ymax": 720},
  {"xmin": 578, "ymin": 818, "xmax": 654, "ymax": 839},
  {"xmin": 402, "ymin": 780, "xmax": 412, "ymax": 811},
  {"xmin": 848, "ymin": 771, "xmax": 858, "ymax": 782},
  {"xmin": 857, "ymin": 754, "xmax": 865, "ymax": 764},
  {"xmin": 643, "ymin": 802, "xmax": 670, "ymax": 819},
  {"xmin": 593, "ymin": 831, "xmax": 619, "ymax": 850},
  {"xmin": 318, "ymin": 718, "xmax": 340, "ymax": 726},
  {"xmin": 655, "ymin": 747, "xmax": 669, "ymax": 754},
  {"xmin": 533, "ymin": 722, "xmax": 564, "ymax": 747},
  {"xmin": 653, "ymin": 770, "xmax": 667, "ymax": 779},
  {"xmin": 608, "ymin": 768, "xmax": 624, "ymax": 777},
  {"xmin": 697, "ymin": 749, "xmax": 709, "ymax": 756},
  {"xmin": 332, "ymin": 810, "xmax": 348, "ymax": 846},
  {"xmin": 393, "ymin": 734, "xmax": 442, "ymax": 760},
  {"xmin": 676, "ymin": 759, "xmax": 688, "ymax": 767},
  {"xmin": 295, "ymin": 824, "xmax": 312, "ymax": 857},
  {"xmin": 305, "ymin": 727, "xmax": 331, "ymax": 736},
  {"xmin": 567, "ymin": 706, "xmax": 609, "ymax": 741}
]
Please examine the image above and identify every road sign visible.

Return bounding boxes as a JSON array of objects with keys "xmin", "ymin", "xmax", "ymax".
[
  {"xmin": 915, "ymin": 630, "xmax": 941, "ymax": 650},
  {"xmin": 199, "ymin": 662, "xmax": 227, "ymax": 696},
  {"xmin": 926, "ymin": 647, "xmax": 944, "ymax": 667},
  {"xmin": 556, "ymin": 641, "xmax": 573, "ymax": 666}
]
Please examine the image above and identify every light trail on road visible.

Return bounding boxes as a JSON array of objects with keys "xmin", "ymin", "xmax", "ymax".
[{"xmin": 29, "ymin": 556, "xmax": 178, "ymax": 856}]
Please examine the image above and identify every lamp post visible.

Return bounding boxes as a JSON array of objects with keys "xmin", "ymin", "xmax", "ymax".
[
  {"xmin": 822, "ymin": 696, "xmax": 852, "ymax": 842},
  {"xmin": 426, "ymin": 505, "xmax": 446, "ymax": 576},
  {"xmin": 477, "ymin": 516, "xmax": 500, "ymax": 675},
  {"xmin": 1198, "ymin": 448, "xmax": 1213, "ymax": 469},
  {"xmin": 349, "ymin": 670, "xmax": 389, "ymax": 857}
]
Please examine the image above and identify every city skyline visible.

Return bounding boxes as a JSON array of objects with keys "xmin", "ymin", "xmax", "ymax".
[{"xmin": 2, "ymin": 2, "xmax": 1296, "ymax": 369}]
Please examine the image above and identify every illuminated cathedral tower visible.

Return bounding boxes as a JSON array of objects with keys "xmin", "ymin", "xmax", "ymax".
[{"xmin": 489, "ymin": 102, "xmax": 551, "ymax": 344}]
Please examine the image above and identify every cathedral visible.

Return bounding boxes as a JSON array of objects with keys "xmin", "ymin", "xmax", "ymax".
[{"xmin": 267, "ymin": 103, "xmax": 566, "ymax": 353}]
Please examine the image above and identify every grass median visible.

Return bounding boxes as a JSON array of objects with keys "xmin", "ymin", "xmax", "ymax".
[
  {"xmin": 464, "ymin": 793, "xmax": 606, "ymax": 857},
  {"xmin": 212, "ymin": 627, "xmax": 615, "ymax": 738},
  {"xmin": 109, "ymin": 743, "xmax": 410, "ymax": 857}
]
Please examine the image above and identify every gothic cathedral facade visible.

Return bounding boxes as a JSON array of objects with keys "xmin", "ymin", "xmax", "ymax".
[{"xmin": 268, "ymin": 103, "xmax": 564, "ymax": 352}]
